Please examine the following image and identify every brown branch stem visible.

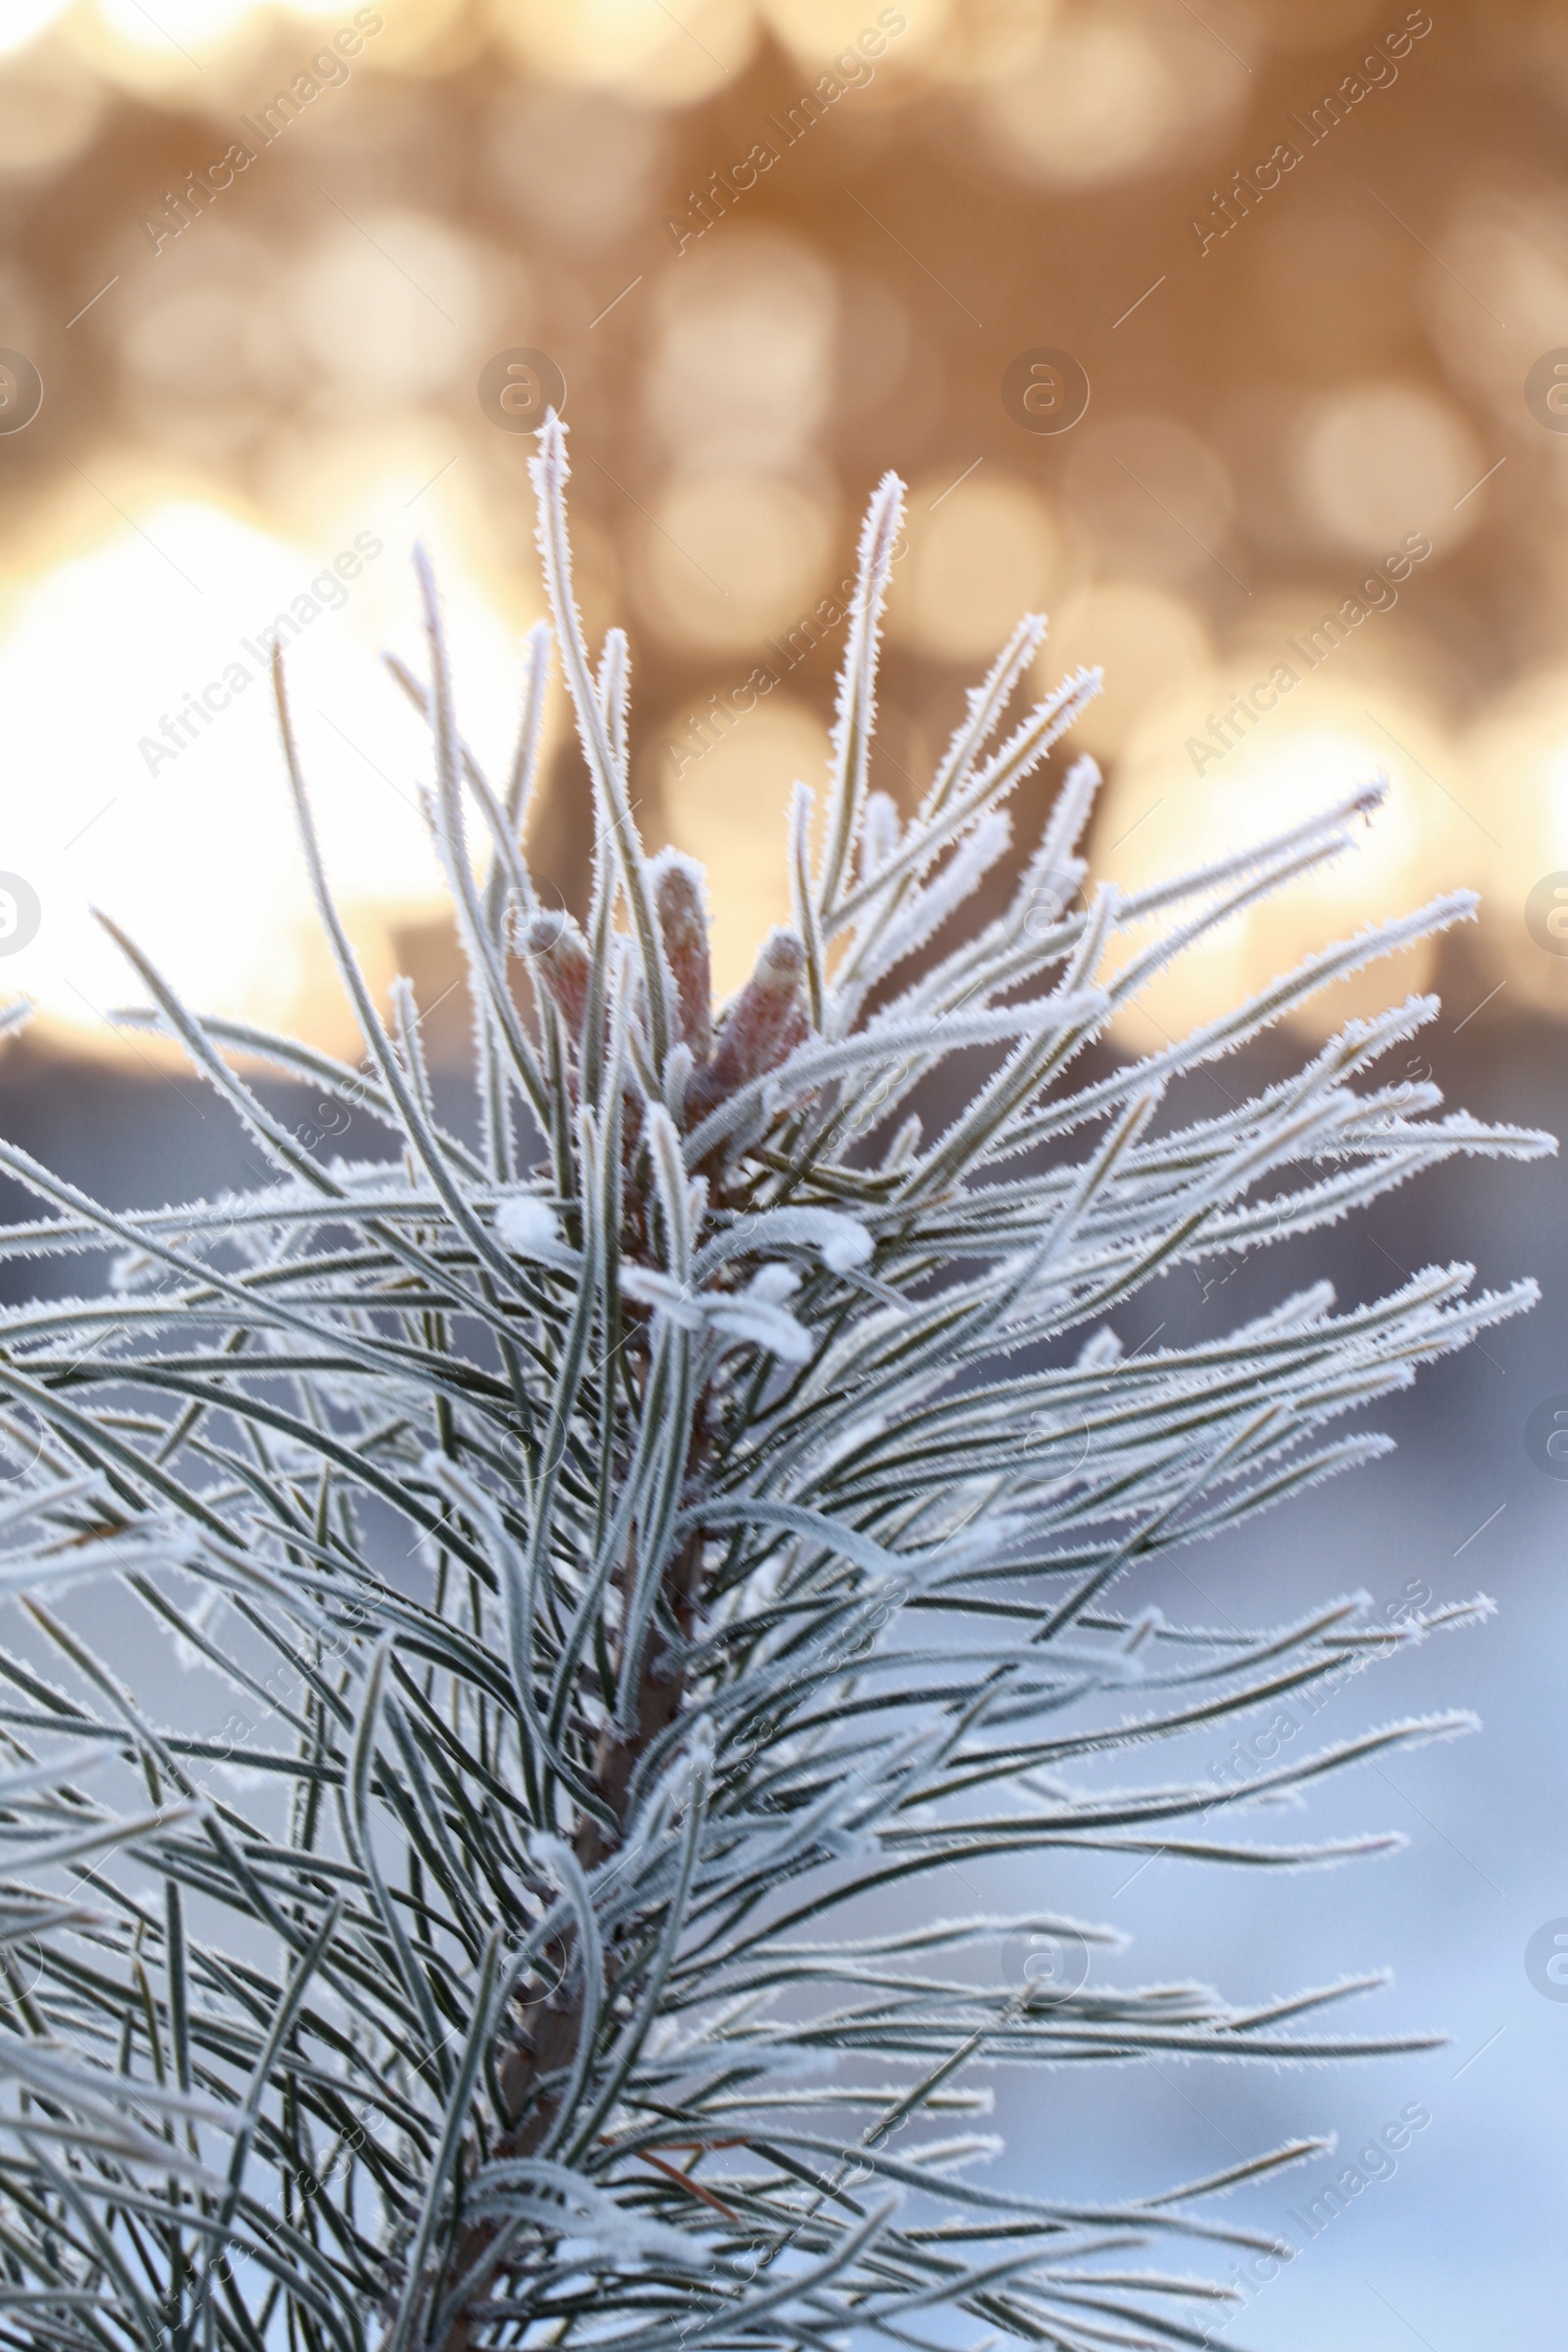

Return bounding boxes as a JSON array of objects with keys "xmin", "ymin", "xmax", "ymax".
[{"xmin": 411, "ymin": 1413, "xmax": 710, "ymax": 2352}]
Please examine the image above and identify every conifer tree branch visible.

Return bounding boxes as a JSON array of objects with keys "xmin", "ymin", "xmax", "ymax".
[{"xmin": 0, "ymin": 434, "xmax": 1547, "ymax": 2352}]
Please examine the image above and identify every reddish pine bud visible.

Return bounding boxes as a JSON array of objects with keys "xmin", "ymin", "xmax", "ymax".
[
  {"xmin": 653, "ymin": 852, "xmax": 712, "ymax": 1065},
  {"xmin": 523, "ymin": 910, "xmax": 592, "ymax": 1042},
  {"xmin": 690, "ymin": 928, "xmax": 808, "ymax": 1121}
]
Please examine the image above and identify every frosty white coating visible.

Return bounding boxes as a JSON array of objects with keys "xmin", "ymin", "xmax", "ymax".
[{"xmin": 0, "ymin": 417, "xmax": 1548, "ymax": 2352}]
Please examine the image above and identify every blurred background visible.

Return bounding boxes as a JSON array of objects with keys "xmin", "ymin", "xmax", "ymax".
[{"xmin": 1, "ymin": 0, "xmax": 1566, "ymax": 2342}]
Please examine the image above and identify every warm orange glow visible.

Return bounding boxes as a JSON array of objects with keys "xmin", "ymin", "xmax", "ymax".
[
  {"xmin": 0, "ymin": 486, "xmax": 540, "ymax": 1054},
  {"xmin": 0, "ymin": 0, "xmax": 1558, "ymax": 1066}
]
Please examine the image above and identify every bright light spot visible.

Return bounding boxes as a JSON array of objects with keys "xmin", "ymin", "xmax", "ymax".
[
  {"xmin": 1293, "ymin": 380, "xmax": 1486, "ymax": 555},
  {"xmin": 973, "ymin": 1, "xmax": 1248, "ymax": 187},
  {"xmin": 0, "ymin": 498, "xmax": 524, "ymax": 1055},
  {"xmin": 0, "ymin": 0, "xmax": 71, "ymax": 58},
  {"xmin": 287, "ymin": 210, "xmax": 503, "ymax": 402},
  {"xmin": 757, "ymin": 0, "xmax": 953, "ymax": 65},
  {"xmin": 94, "ymin": 0, "xmax": 256, "ymax": 50},
  {"xmin": 486, "ymin": 0, "xmax": 755, "ymax": 101},
  {"xmin": 647, "ymin": 233, "xmax": 836, "ymax": 474}
]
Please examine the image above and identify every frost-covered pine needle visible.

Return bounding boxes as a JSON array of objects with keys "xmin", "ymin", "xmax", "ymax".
[{"xmin": 0, "ymin": 418, "xmax": 1549, "ymax": 2352}]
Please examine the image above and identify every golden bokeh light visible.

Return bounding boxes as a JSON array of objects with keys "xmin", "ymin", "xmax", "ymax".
[
  {"xmin": 972, "ymin": 0, "xmax": 1250, "ymax": 188},
  {"xmin": 645, "ymin": 232, "xmax": 837, "ymax": 476},
  {"xmin": 0, "ymin": 0, "xmax": 1560, "ymax": 1070},
  {"xmin": 890, "ymin": 470, "xmax": 1062, "ymax": 661},
  {"xmin": 286, "ymin": 209, "xmax": 511, "ymax": 404},
  {"xmin": 758, "ymin": 0, "xmax": 950, "ymax": 68},
  {"xmin": 94, "ymin": 0, "xmax": 256, "ymax": 48},
  {"xmin": 1291, "ymin": 379, "xmax": 1489, "ymax": 556},
  {"xmin": 1048, "ymin": 579, "xmax": 1210, "ymax": 756},
  {"xmin": 1420, "ymin": 188, "xmax": 1568, "ymax": 429},
  {"xmin": 634, "ymin": 474, "xmax": 835, "ymax": 652},
  {"xmin": 485, "ymin": 0, "xmax": 755, "ymax": 100}
]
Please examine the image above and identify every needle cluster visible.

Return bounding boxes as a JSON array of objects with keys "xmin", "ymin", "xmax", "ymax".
[{"xmin": 0, "ymin": 422, "xmax": 1548, "ymax": 2352}]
